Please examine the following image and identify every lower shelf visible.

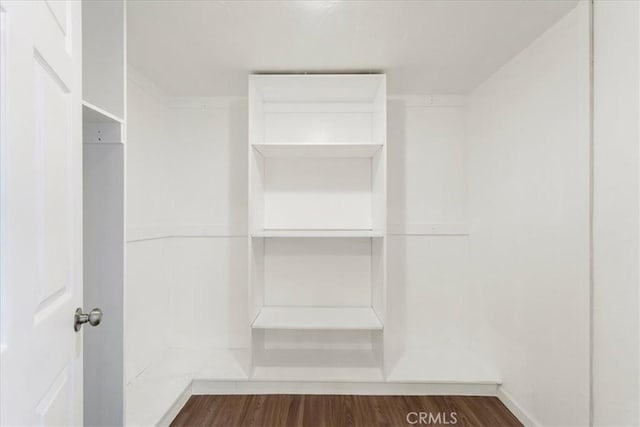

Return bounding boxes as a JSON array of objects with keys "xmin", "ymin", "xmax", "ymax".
[
  {"xmin": 252, "ymin": 306, "xmax": 383, "ymax": 330},
  {"xmin": 252, "ymin": 366, "xmax": 384, "ymax": 382}
]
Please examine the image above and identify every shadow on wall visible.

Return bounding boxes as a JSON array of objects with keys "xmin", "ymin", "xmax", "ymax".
[
  {"xmin": 228, "ymin": 99, "xmax": 250, "ymax": 350},
  {"xmin": 385, "ymin": 99, "xmax": 407, "ymax": 374}
]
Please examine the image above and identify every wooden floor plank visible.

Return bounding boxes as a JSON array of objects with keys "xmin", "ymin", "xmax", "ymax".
[{"xmin": 170, "ymin": 395, "xmax": 523, "ymax": 427}]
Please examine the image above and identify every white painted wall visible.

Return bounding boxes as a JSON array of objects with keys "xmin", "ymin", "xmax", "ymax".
[
  {"xmin": 593, "ymin": 1, "xmax": 640, "ymax": 425},
  {"xmin": 467, "ymin": 3, "xmax": 590, "ymax": 425},
  {"xmin": 385, "ymin": 98, "xmax": 481, "ymax": 377},
  {"xmin": 125, "ymin": 68, "xmax": 172, "ymax": 385},
  {"xmin": 165, "ymin": 237, "xmax": 249, "ymax": 349},
  {"xmin": 126, "ymin": 79, "xmax": 476, "ymax": 377},
  {"xmin": 126, "ymin": 69, "xmax": 172, "ymax": 230},
  {"xmin": 167, "ymin": 99, "xmax": 247, "ymax": 231},
  {"xmin": 388, "ymin": 98, "xmax": 468, "ymax": 228},
  {"xmin": 164, "ymin": 99, "xmax": 249, "ymax": 350}
]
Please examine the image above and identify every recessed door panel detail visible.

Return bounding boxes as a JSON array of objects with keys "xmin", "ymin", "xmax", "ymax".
[
  {"xmin": 35, "ymin": 366, "xmax": 71, "ymax": 426},
  {"xmin": 33, "ymin": 49, "xmax": 72, "ymax": 323}
]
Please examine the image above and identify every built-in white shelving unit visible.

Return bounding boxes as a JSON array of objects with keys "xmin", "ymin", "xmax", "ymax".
[{"xmin": 248, "ymin": 74, "xmax": 387, "ymax": 380}]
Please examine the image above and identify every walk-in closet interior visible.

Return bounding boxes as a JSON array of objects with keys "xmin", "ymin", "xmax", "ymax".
[{"xmin": 80, "ymin": 0, "xmax": 639, "ymax": 425}]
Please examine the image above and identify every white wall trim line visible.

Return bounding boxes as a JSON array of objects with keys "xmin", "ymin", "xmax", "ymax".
[
  {"xmin": 126, "ymin": 224, "xmax": 246, "ymax": 242},
  {"xmin": 160, "ymin": 94, "xmax": 467, "ymax": 109},
  {"xmin": 168, "ymin": 96, "xmax": 245, "ymax": 109},
  {"xmin": 127, "ymin": 223, "xmax": 471, "ymax": 242},
  {"xmin": 496, "ymin": 387, "xmax": 541, "ymax": 427},
  {"xmin": 387, "ymin": 94, "xmax": 468, "ymax": 107},
  {"xmin": 387, "ymin": 223, "xmax": 470, "ymax": 236}
]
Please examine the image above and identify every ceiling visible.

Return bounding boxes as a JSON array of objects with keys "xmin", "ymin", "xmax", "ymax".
[{"xmin": 127, "ymin": 0, "xmax": 578, "ymax": 96}]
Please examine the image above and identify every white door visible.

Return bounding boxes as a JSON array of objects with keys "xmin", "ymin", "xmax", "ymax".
[{"xmin": 0, "ymin": 0, "xmax": 83, "ymax": 425}]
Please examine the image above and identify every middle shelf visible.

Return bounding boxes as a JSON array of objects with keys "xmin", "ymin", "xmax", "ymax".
[
  {"xmin": 252, "ymin": 306, "xmax": 383, "ymax": 330},
  {"xmin": 252, "ymin": 143, "xmax": 383, "ymax": 158},
  {"xmin": 251, "ymin": 229, "xmax": 384, "ymax": 238}
]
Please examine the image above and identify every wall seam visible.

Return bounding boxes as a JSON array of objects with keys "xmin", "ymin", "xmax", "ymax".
[{"xmin": 588, "ymin": 0, "xmax": 595, "ymax": 426}]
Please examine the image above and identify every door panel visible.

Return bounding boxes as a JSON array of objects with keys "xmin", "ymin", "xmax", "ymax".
[
  {"xmin": 43, "ymin": 0, "xmax": 68, "ymax": 36},
  {"xmin": 0, "ymin": 0, "xmax": 82, "ymax": 425},
  {"xmin": 34, "ymin": 48, "xmax": 72, "ymax": 321}
]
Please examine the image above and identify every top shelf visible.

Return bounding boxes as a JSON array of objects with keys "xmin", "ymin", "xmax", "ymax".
[
  {"xmin": 82, "ymin": 101, "xmax": 124, "ymax": 124},
  {"xmin": 252, "ymin": 143, "xmax": 382, "ymax": 158}
]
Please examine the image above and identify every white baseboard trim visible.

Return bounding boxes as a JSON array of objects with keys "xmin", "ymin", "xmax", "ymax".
[
  {"xmin": 191, "ymin": 380, "xmax": 498, "ymax": 396},
  {"xmin": 157, "ymin": 382, "xmax": 192, "ymax": 427},
  {"xmin": 496, "ymin": 386, "xmax": 540, "ymax": 427}
]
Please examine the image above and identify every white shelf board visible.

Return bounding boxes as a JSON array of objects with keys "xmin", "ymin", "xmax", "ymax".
[
  {"xmin": 251, "ymin": 229, "xmax": 384, "ymax": 238},
  {"xmin": 251, "ymin": 366, "xmax": 384, "ymax": 383},
  {"xmin": 252, "ymin": 306, "xmax": 383, "ymax": 330},
  {"xmin": 82, "ymin": 100, "xmax": 124, "ymax": 123},
  {"xmin": 252, "ymin": 143, "xmax": 382, "ymax": 158}
]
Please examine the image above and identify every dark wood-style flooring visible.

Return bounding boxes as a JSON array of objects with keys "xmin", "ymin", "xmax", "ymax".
[{"xmin": 170, "ymin": 395, "xmax": 522, "ymax": 426}]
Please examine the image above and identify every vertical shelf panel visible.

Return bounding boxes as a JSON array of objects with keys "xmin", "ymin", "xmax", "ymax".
[
  {"xmin": 82, "ymin": 1, "xmax": 126, "ymax": 425},
  {"xmin": 83, "ymin": 143, "xmax": 125, "ymax": 426}
]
